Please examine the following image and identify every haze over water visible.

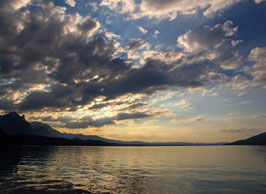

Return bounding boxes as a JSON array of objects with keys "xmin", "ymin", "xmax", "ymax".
[{"xmin": 1, "ymin": 146, "xmax": 266, "ymax": 193}]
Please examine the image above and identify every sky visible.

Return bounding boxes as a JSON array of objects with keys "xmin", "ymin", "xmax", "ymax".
[{"xmin": 0, "ymin": 0, "xmax": 266, "ymax": 143}]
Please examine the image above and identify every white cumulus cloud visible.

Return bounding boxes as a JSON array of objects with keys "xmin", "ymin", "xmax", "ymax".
[
  {"xmin": 138, "ymin": 26, "xmax": 148, "ymax": 34},
  {"xmin": 65, "ymin": 0, "xmax": 76, "ymax": 7},
  {"xmin": 100, "ymin": 0, "xmax": 245, "ymax": 20}
]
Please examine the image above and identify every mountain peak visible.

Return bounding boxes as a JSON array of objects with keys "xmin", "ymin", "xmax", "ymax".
[
  {"xmin": 6, "ymin": 112, "xmax": 20, "ymax": 118},
  {"xmin": 3, "ymin": 112, "xmax": 26, "ymax": 121},
  {"xmin": 0, "ymin": 112, "xmax": 33, "ymax": 135},
  {"xmin": 21, "ymin": 114, "xmax": 26, "ymax": 120}
]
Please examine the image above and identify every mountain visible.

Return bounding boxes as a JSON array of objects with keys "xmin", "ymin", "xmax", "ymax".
[
  {"xmin": 29, "ymin": 121, "xmax": 123, "ymax": 143},
  {"xmin": 228, "ymin": 132, "xmax": 266, "ymax": 145},
  {"xmin": 0, "ymin": 127, "xmax": 113, "ymax": 146},
  {"xmin": 0, "ymin": 112, "xmax": 35, "ymax": 135},
  {"xmin": 0, "ymin": 112, "xmax": 119, "ymax": 142},
  {"xmin": 0, "ymin": 112, "xmax": 227, "ymax": 146},
  {"xmin": 62, "ymin": 133, "xmax": 125, "ymax": 144},
  {"xmin": 0, "ymin": 112, "xmax": 65, "ymax": 138},
  {"xmin": 30, "ymin": 121, "xmax": 64, "ymax": 138}
]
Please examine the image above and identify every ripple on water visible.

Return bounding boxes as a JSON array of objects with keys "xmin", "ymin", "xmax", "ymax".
[{"xmin": 0, "ymin": 146, "xmax": 266, "ymax": 193}]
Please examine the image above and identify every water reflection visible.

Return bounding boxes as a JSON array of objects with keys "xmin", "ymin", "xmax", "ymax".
[
  {"xmin": 0, "ymin": 146, "xmax": 153, "ymax": 193},
  {"xmin": 0, "ymin": 146, "xmax": 266, "ymax": 193}
]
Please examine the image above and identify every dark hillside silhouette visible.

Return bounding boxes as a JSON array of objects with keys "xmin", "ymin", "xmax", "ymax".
[
  {"xmin": 0, "ymin": 112, "xmax": 226, "ymax": 146},
  {"xmin": 228, "ymin": 132, "xmax": 266, "ymax": 145},
  {"xmin": 0, "ymin": 112, "xmax": 35, "ymax": 135}
]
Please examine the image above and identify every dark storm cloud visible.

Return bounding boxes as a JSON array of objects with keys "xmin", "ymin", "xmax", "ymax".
[
  {"xmin": 29, "ymin": 114, "xmax": 115, "ymax": 128},
  {"xmin": 89, "ymin": 103, "xmax": 112, "ymax": 110},
  {"xmin": 88, "ymin": 101, "xmax": 124, "ymax": 110},
  {"xmin": 122, "ymin": 103, "xmax": 148, "ymax": 110},
  {"xmin": 30, "ymin": 115, "xmax": 56, "ymax": 122},
  {"xmin": 111, "ymin": 59, "xmax": 206, "ymax": 93},
  {"xmin": 0, "ymin": 99, "xmax": 16, "ymax": 111},
  {"xmin": 19, "ymin": 84, "xmax": 78, "ymax": 111},
  {"xmin": 30, "ymin": 115, "xmax": 75, "ymax": 123},
  {"xmin": 88, "ymin": 101, "xmax": 146, "ymax": 111},
  {"xmin": 19, "ymin": 59, "xmax": 207, "ymax": 111},
  {"xmin": 64, "ymin": 117, "xmax": 115, "ymax": 129},
  {"xmin": 115, "ymin": 112, "xmax": 151, "ymax": 121},
  {"xmin": 63, "ymin": 111, "xmax": 151, "ymax": 129},
  {"xmin": 0, "ymin": 0, "xmax": 210, "ymax": 112}
]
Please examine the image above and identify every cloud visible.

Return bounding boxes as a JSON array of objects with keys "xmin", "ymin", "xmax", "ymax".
[
  {"xmin": 245, "ymin": 47, "xmax": 266, "ymax": 87},
  {"xmin": 138, "ymin": 26, "xmax": 148, "ymax": 34},
  {"xmin": 88, "ymin": 2, "xmax": 99, "ymax": 11},
  {"xmin": 18, "ymin": 85, "xmax": 79, "ymax": 111},
  {"xmin": 228, "ymin": 47, "xmax": 266, "ymax": 90},
  {"xmin": 14, "ymin": 57, "xmax": 208, "ymax": 112},
  {"xmin": 159, "ymin": 91, "xmax": 179, "ymax": 101},
  {"xmin": 230, "ymin": 75, "xmax": 250, "ymax": 90},
  {"xmin": 174, "ymin": 99, "xmax": 192, "ymax": 109},
  {"xmin": 122, "ymin": 103, "xmax": 148, "ymax": 110},
  {"xmin": 115, "ymin": 112, "xmax": 151, "ymax": 121},
  {"xmin": 254, "ymin": 0, "xmax": 266, "ymax": 3},
  {"xmin": 100, "ymin": 0, "xmax": 136, "ymax": 15},
  {"xmin": 104, "ymin": 31, "xmax": 121, "ymax": 39},
  {"xmin": 89, "ymin": 103, "xmax": 112, "ymax": 110},
  {"xmin": 0, "ymin": 0, "xmax": 31, "ymax": 13},
  {"xmin": 223, "ymin": 114, "xmax": 266, "ymax": 121},
  {"xmin": 0, "ymin": 0, "xmax": 247, "ymax": 118},
  {"xmin": 220, "ymin": 127, "xmax": 258, "ymax": 133},
  {"xmin": 30, "ymin": 115, "xmax": 75, "ymax": 123},
  {"xmin": 177, "ymin": 21, "xmax": 242, "ymax": 69},
  {"xmin": 65, "ymin": 0, "xmax": 76, "ymax": 7},
  {"xmin": 255, "ymin": 114, "xmax": 266, "ymax": 118},
  {"xmin": 53, "ymin": 111, "xmax": 151, "ymax": 129},
  {"xmin": 153, "ymin": 30, "xmax": 160, "ymax": 38},
  {"xmin": 64, "ymin": 117, "xmax": 115, "ymax": 128},
  {"xmin": 171, "ymin": 115, "xmax": 205, "ymax": 125},
  {"xmin": 87, "ymin": 100, "xmax": 146, "ymax": 111},
  {"xmin": 100, "ymin": 0, "xmax": 245, "ymax": 20},
  {"xmin": 240, "ymin": 101, "xmax": 251, "ymax": 104},
  {"xmin": 0, "ymin": 1, "xmax": 129, "ymax": 112},
  {"xmin": 0, "ymin": 99, "xmax": 15, "ymax": 111},
  {"xmin": 126, "ymin": 38, "xmax": 149, "ymax": 51}
]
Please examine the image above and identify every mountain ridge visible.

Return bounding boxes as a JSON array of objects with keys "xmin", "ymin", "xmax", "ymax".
[
  {"xmin": 228, "ymin": 132, "xmax": 266, "ymax": 145},
  {"xmin": 0, "ymin": 112, "xmax": 229, "ymax": 146},
  {"xmin": 29, "ymin": 121, "xmax": 125, "ymax": 144},
  {"xmin": 0, "ymin": 112, "xmax": 35, "ymax": 135}
]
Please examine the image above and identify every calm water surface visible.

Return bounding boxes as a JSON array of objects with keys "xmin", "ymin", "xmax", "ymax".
[{"xmin": 0, "ymin": 146, "xmax": 266, "ymax": 193}]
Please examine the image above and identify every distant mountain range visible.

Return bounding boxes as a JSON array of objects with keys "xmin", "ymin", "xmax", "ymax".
[
  {"xmin": 0, "ymin": 127, "xmax": 111, "ymax": 146},
  {"xmin": 0, "ymin": 112, "xmax": 265, "ymax": 146},
  {"xmin": 29, "ymin": 121, "xmax": 123, "ymax": 144},
  {"xmin": 0, "ymin": 112, "xmax": 122, "ymax": 144}
]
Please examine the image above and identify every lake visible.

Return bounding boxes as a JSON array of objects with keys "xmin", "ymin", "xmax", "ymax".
[{"xmin": 0, "ymin": 146, "xmax": 266, "ymax": 193}]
